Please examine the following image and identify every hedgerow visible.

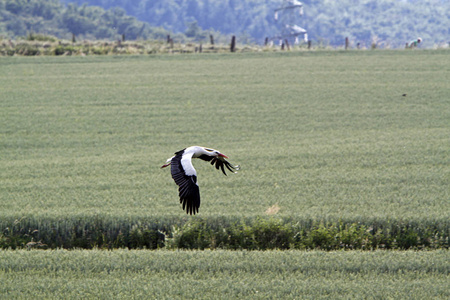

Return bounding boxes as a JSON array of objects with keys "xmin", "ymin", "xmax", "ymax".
[
  {"xmin": 0, "ymin": 38, "xmax": 263, "ymax": 56},
  {"xmin": 1, "ymin": 216, "xmax": 448, "ymax": 250}
]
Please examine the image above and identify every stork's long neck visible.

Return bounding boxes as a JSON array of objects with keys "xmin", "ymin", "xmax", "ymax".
[{"xmin": 187, "ymin": 146, "xmax": 212, "ymax": 159}]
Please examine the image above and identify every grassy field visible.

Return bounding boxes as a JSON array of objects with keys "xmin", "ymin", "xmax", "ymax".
[
  {"xmin": 0, "ymin": 49, "xmax": 449, "ymax": 297},
  {"xmin": 1, "ymin": 50, "xmax": 448, "ymax": 218},
  {"xmin": 0, "ymin": 249, "xmax": 449, "ymax": 299},
  {"xmin": 0, "ymin": 50, "xmax": 449, "ymax": 249}
]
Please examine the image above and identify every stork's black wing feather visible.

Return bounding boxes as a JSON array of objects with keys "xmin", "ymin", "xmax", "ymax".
[
  {"xmin": 170, "ymin": 152, "xmax": 200, "ymax": 215},
  {"xmin": 199, "ymin": 156, "xmax": 240, "ymax": 176}
]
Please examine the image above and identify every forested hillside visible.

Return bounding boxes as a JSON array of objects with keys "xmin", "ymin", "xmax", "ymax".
[
  {"xmin": 60, "ymin": 0, "xmax": 450, "ymax": 47},
  {"xmin": 1, "ymin": 0, "xmax": 449, "ymax": 47},
  {"xmin": 0, "ymin": 0, "xmax": 174, "ymax": 41}
]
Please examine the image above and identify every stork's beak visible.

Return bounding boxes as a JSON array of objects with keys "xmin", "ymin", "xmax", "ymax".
[
  {"xmin": 218, "ymin": 153, "xmax": 228, "ymax": 159},
  {"xmin": 161, "ymin": 162, "xmax": 171, "ymax": 168}
]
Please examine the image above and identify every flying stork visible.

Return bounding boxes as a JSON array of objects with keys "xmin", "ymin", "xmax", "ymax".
[{"xmin": 161, "ymin": 146, "xmax": 240, "ymax": 215}]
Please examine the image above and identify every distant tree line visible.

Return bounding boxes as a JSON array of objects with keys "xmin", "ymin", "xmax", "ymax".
[
  {"xmin": 60, "ymin": 0, "xmax": 450, "ymax": 47},
  {"xmin": 0, "ymin": 0, "xmax": 175, "ymax": 41},
  {"xmin": 1, "ymin": 0, "xmax": 449, "ymax": 47}
]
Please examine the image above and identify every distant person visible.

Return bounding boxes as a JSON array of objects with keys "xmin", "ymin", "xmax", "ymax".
[{"xmin": 408, "ymin": 37, "xmax": 422, "ymax": 48}]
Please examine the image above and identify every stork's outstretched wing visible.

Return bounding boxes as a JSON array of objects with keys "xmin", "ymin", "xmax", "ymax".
[
  {"xmin": 171, "ymin": 151, "xmax": 200, "ymax": 215},
  {"xmin": 198, "ymin": 155, "xmax": 240, "ymax": 175}
]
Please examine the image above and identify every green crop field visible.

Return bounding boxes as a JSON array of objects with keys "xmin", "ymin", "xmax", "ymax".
[
  {"xmin": 1, "ymin": 51, "xmax": 448, "ymax": 219},
  {"xmin": 1, "ymin": 50, "xmax": 449, "ymax": 297},
  {"xmin": 1, "ymin": 249, "xmax": 449, "ymax": 299},
  {"xmin": 1, "ymin": 51, "xmax": 449, "ymax": 250}
]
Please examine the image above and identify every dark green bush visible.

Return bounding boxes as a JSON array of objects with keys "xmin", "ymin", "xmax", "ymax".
[
  {"xmin": 0, "ymin": 216, "xmax": 448, "ymax": 250},
  {"xmin": 53, "ymin": 45, "xmax": 76, "ymax": 55},
  {"xmin": 166, "ymin": 219, "xmax": 215, "ymax": 250},
  {"xmin": 127, "ymin": 223, "xmax": 165, "ymax": 249},
  {"xmin": 14, "ymin": 44, "xmax": 40, "ymax": 55},
  {"xmin": 238, "ymin": 217, "xmax": 293, "ymax": 250}
]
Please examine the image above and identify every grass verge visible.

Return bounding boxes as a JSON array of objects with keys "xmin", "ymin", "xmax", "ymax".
[{"xmin": 1, "ymin": 249, "xmax": 449, "ymax": 299}]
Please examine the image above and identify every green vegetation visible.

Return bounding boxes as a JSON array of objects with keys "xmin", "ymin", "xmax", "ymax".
[
  {"xmin": 62, "ymin": 0, "xmax": 450, "ymax": 47},
  {"xmin": 0, "ymin": 0, "xmax": 174, "ymax": 41},
  {"xmin": 0, "ymin": 38, "xmax": 263, "ymax": 56},
  {"xmin": 1, "ymin": 216, "xmax": 448, "ymax": 250},
  {"xmin": 1, "ymin": 50, "xmax": 449, "ymax": 249},
  {"xmin": 2, "ymin": 0, "xmax": 450, "ymax": 47},
  {"xmin": 0, "ymin": 249, "xmax": 449, "ymax": 299},
  {"xmin": 0, "ymin": 44, "xmax": 448, "ymax": 299}
]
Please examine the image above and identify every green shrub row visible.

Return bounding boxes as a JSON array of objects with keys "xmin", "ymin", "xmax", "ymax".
[
  {"xmin": 166, "ymin": 218, "xmax": 448, "ymax": 250},
  {"xmin": 0, "ymin": 38, "xmax": 259, "ymax": 56},
  {"xmin": 0, "ymin": 42, "xmax": 156, "ymax": 56},
  {"xmin": 1, "ymin": 216, "xmax": 448, "ymax": 250}
]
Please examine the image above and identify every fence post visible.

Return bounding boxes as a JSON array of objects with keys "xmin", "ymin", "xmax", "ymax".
[
  {"xmin": 345, "ymin": 37, "xmax": 349, "ymax": 50},
  {"xmin": 285, "ymin": 39, "xmax": 290, "ymax": 50},
  {"xmin": 167, "ymin": 35, "xmax": 171, "ymax": 43},
  {"xmin": 230, "ymin": 36, "xmax": 236, "ymax": 52},
  {"xmin": 210, "ymin": 35, "xmax": 214, "ymax": 49},
  {"xmin": 72, "ymin": 33, "xmax": 76, "ymax": 43},
  {"xmin": 199, "ymin": 43, "xmax": 202, "ymax": 53},
  {"xmin": 308, "ymin": 40, "xmax": 311, "ymax": 49},
  {"xmin": 264, "ymin": 37, "xmax": 269, "ymax": 46},
  {"xmin": 122, "ymin": 34, "xmax": 125, "ymax": 42}
]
